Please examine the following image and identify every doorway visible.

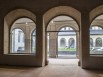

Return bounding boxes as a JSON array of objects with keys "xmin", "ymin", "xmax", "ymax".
[{"xmin": 46, "ymin": 16, "xmax": 79, "ymax": 65}]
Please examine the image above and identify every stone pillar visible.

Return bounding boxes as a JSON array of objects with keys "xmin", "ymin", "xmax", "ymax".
[
  {"xmin": 76, "ymin": 32, "xmax": 79, "ymax": 59},
  {"xmin": 45, "ymin": 32, "xmax": 48, "ymax": 65},
  {"xmin": 36, "ymin": 14, "xmax": 45, "ymax": 66},
  {"xmin": 93, "ymin": 38, "xmax": 95, "ymax": 47},
  {"xmin": 80, "ymin": 11, "xmax": 90, "ymax": 68},
  {"xmin": 4, "ymin": 19, "xmax": 9, "ymax": 54},
  {"xmin": 25, "ymin": 26, "xmax": 31, "ymax": 53},
  {"xmin": 49, "ymin": 32, "xmax": 57, "ymax": 58}
]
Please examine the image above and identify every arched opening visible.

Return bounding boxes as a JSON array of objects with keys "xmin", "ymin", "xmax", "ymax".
[
  {"xmin": 4, "ymin": 9, "xmax": 36, "ymax": 54},
  {"xmin": 58, "ymin": 26, "xmax": 77, "ymax": 58},
  {"xmin": 10, "ymin": 17, "xmax": 36, "ymax": 54},
  {"xmin": 4, "ymin": 17, "xmax": 36, "ymax": 54},
  {"xmin": 3, "ymin": 9, "xmax": 42, "ymax": 66},
  {"xmin": 46, "ymin": 15, "xmax": 79, "ymax": 65},
  {"xmin": 90, "ymin": 15, "xmax": 103, "ymax": 55},
  {"xmin": 44, "ymin": 6, "xmax": 81, "ymax": 65},
  {"xmin": 11, "ymin": 28, "xmax": 25, "ymax": 53}
]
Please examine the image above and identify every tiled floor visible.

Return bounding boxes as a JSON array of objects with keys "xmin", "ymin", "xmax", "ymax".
[
  {"xmin": 48, "ymin": 58, "xmax": 78, "ymax": 65},
  {"xmin": 0, "ymin": 58, "xmax": 102, "ymax": 77}
]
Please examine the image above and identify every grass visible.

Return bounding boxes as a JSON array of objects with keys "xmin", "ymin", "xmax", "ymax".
[
  {"xmin": 33, "ymin": 47, "xmax": 76, "ymax": 52},
  {"xmin": 58, "ymin": 48, "xmax": 76, "ymax": 51}
]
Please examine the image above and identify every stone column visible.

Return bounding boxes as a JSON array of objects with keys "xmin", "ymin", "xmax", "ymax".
[
  {"xmin": 4, "ymin": 19, "xmax": 9, "ymax": 54},
  {"xmin": 93, "ymin": 38, "xmax": 95, "ymax": 47},
  {"xmin": 80, "ymin": 11, "xmax": 90, "ymax": 68},
  {"xmin": 25, "ymin": 25, "xmax": 31, "ymax": 53},
  {"xmin": 76, "ymin": 32, "xmax": 79, "ymax": 59},
  {"xmin": 36, "ymin": 14, "xmax": 45, "ymax": 66},
  {"xmin": 49, "ymin": 32, "xmax": 57, "ymax": 58}
]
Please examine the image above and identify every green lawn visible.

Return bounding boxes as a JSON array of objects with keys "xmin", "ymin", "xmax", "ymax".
[
  {"xmin": 58, "ymin": 48, "xmax": 76, "ymax": 51},
  {"xmin": 33, "ymin": 47, "xmax": 76, "ymax": 52}
]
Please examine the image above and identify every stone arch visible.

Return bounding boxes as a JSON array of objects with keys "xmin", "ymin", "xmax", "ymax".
[
  {"xmin": 43, "ymin": 6, "xmax": 81, "ymax": 28},
  {"xmin": 90, "ymin": 14, "xmax": 103, "ymax": 28},
  {"xmin": 90, "ymin": 5, "xmax": 103, "ymax": 54},
  {"xmin": 90, "ymin": 5, "xmax": 103, "ymax": 23},
  {"xmin": 57, "ymin": 24, "xmax": 78, "ymax": 32},
  {"xmin": 4, "ymin": 9, "xmax": 36, "ymax": 54},
  {"xmin": 47, "ymin": 15, "xmax": 79, "ymax": 37},
  {"xmin": 44, "ymin": 6, "xmax": 80, "ymax": 58},
  {"xmin": 10, "ymin": 17, "xmax": 36, "ymax": 39},
  {"xmin": 4, "ymin": 9, "xmax": 36, "ymax": 28}
]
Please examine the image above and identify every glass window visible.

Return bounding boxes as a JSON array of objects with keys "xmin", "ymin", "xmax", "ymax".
[
  {"xmin": 12, "ymin": 29, "xmax": 25, "ymax": 53},
  {"xmin": 18, "ymin": 31, "xmax": 23, "ymax": 42},
  {"xmin": 90, "ymin": 26, "xmax": 103, "ymax": 54}
]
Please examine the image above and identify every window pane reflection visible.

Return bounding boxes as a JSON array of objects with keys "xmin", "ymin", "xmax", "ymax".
[
  {"xmin": 12, "ymin": 29, "xmax": 25, "ymax": 53},
  {"xmin": 90, "ymin": 26, "xmax": 103, "ymax": 54}
]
